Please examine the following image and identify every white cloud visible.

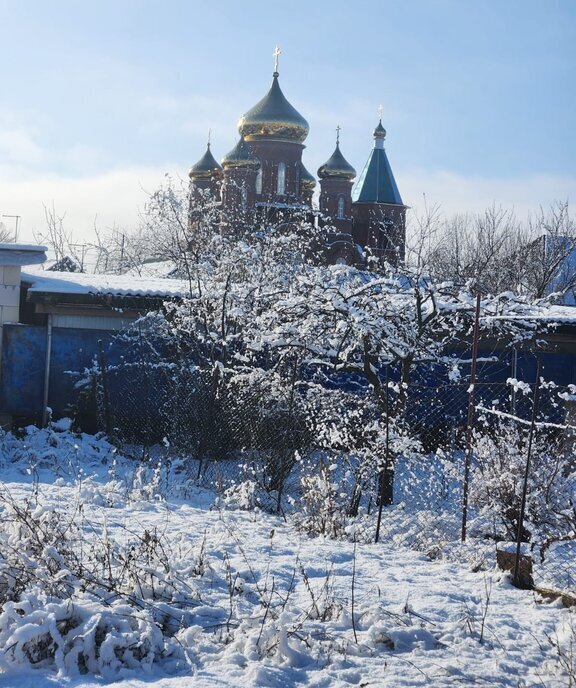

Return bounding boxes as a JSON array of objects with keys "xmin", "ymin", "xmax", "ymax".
[
  {"xmin": 399, "ymin": 170, "xmax": 575, "ymax": 220},
  {"xmin": 0, "ymin": 166, "xmax": 573, "ymax": 249},
  {"xmin": 0, "ymin": 128, "xmax": 46, "ymax": 167},
  {"xmin": 0, "ymin": 166, "xmax": 172, "ymax": 243}
]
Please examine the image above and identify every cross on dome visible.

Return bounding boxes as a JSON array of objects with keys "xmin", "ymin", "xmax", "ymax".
[
  {"xmin": 273, "ymin": 46, "xmax": 281, "ymax": 75},
  {"xmin": 336, "ymin": 125, "xmax": 341, "ymax": 145}
]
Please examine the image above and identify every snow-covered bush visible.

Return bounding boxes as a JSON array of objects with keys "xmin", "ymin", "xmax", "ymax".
[
  {"xmin": 0, "ymin": 491, "xmax": 201, "ymax": 676},
  {"xmin": 470, "ymin": 419, "xmax": 576, "ymax": 542},
  {"xmin": 0, "ymin": 422, "xmax": 116, "ymax": 478},
  {"xmin": 219, "ymin": 478, "xmax": 279, "ymax": 512},
  {"xmin": 296, "ymin": 458, "xmax": 348, "ymax": 538},
  {"xmin": 0, "ymin": 595, "xmax": 169, "ymax": 678}
]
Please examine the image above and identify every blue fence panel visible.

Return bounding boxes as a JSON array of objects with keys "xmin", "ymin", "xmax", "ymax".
[
  {"xmin": 0, "ymin": 325, "xmax": 46, "ymax": 416},
  {"xmin": 1, "ymin": 324, "xmax": 118, "ymax": 418},
  {"xmin": 48, "ymin": 328, "xmax": 117, "ymax": 415}
]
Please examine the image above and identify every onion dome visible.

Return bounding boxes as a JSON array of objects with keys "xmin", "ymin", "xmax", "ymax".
[
  {"xmin": 221, "ymin": 136, "xmax": 261, "ymax": 170},
  {"xmin": 300, "ymin": 163, "xmax": 316, "ymax": 190},
  {"xmin": 188, "ymin": 143, "xmax": 222, "ymax": 180},
  {"xmin": 318, "ymin": 142, "xmax": 356, "ymax": 181},
  {"xmin": 373, "ymin": 119, "xmax": 387, "ymax": 140},
  {"xmin": 238, "ymin": 73, "xmax": 309, "ymax": 143}
]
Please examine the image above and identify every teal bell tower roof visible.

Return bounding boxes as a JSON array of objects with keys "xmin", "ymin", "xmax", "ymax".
[{"xmin": 352, "ymin": 120, "xmax": 403, "ymax": 205}]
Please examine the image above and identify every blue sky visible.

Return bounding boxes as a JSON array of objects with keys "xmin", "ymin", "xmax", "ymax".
[{"xmin": 0, "ymin": 0, "xmax": 574, "ymax": 242}]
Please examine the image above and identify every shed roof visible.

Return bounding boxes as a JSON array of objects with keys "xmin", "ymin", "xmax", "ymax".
[{"xmin": 22, "ymin": 268, "xmax": 191, "ymax": 299}]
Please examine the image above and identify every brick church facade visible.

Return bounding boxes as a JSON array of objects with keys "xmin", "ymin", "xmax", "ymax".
[{"xmin": 188, "ymin": 59, "xmax": 406, "ymax": 266}]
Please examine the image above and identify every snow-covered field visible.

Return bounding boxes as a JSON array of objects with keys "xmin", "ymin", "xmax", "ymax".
[{"xmin": 0, "ymin": 425, "xmax": 574, "ymax": 687}]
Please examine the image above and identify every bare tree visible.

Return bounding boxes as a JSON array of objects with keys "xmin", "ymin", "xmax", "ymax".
[
  {"xmin": 519, "ymin": 202, "xmax": 576, "ymax": 300},
  {"xmin": 425, "ymin": 202, "xmax": 575, "ymax": 301},
  {"xmin": 34, "ymin": 204, "xmax": 85, "ymax": 272},
  {"xmin": 0, "ymin": 222, "xmax": 13, "ymax": 243}
]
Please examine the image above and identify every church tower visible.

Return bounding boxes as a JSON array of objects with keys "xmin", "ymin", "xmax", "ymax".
[
  {"xmin": 221, "ymin": 136, "xmax": 261, "ymax": 231},
  {"xmin": 318, "ymin": 128, "xmax": 356, "ymax": 234},
  {"xmin": 188, "ymin": 141, "xmax": 222, "ymax": 201},
  {"xmin": 351, "ymin": 119, "xmax": 406, "ymax": 264},
  {"xmin": 237, "ymin": 48, "xmax": 312, "ymax": 220},
  {"xmin": 318, "ymin": 129, "xmax": 357, "ymax": 263}
]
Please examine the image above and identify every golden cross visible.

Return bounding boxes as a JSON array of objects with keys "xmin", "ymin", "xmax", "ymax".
[
  {"xmin": 273, "ymin": 46, "xmax": 281, "ymax": 73},
  {"xmin": 378, "ymin": 104, "xmax": 384, "ymax": 121},
  {"xmin": 336, "ymin": 125, "xmax": 341, "ymax": 145},
  {"xmin": 207, "ymin": 128, "xmax": 211, "ymax": 146}
]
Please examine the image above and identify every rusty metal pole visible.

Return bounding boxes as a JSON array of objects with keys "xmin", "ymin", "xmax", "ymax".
[
  {"xmin": 375, "ymin": 365, "xmax": 390, "ymax": 543},
  {"xmin": 513, "ymin": 358, "xmax": 541, "ymax": 588},
  {"xmin": 461, "ymin": 292, "xmax": 482, "ymax": 542}
]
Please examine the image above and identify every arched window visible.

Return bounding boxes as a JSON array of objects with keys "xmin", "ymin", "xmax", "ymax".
[
  {"xmin": 277, "ymin": 162, "xmax": 286, "ymax": 196},
  {"xmin": 337, "ymin": 195, "xmax": 345, "ymax": 219},
  {"xmin": 255, "ymin": 167, "xmax": 262, "ymax": 195}
]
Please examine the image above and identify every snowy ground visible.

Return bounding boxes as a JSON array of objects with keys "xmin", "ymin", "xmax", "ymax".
[{"xmin": 0, "ymin": 426, "xmax": 574, "ymax": 687}]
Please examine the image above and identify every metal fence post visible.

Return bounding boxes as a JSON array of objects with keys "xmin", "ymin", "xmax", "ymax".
[
  {"xmin": 513, "ymin": 357, "xmax": 541, "ymax": 588},
  {"xmin": 461, "ymin": 292, "xmax": 481, "ymax": 542}
]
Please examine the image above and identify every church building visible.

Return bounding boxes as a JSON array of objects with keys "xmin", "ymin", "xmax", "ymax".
[{"xmin": 188, "ymin": 53, "xmax": 406, "ymax": 266}]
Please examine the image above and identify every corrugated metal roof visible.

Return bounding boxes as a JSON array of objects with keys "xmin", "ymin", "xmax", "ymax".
[{"xmin": 22, "ymin": 268, "xmax": 190, "ymax": 298}]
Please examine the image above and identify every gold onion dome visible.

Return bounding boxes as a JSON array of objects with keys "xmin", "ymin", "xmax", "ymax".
[
  {"xmin": 318, "ymin": 142, "xmax": 356, "ymax": 180},
  {"xmin": 189, "ymin": 143, "xmax": 222, "ymax": 180},
  {"xmin": 373, "ymin": 119, "xmax": 387, "ymax": 140},
  {"xmin": 238, "ymin": 73, "xmax": 309, "ymax": 143},
  {"xmin": 221, "ymin": 136, "xmax": 261, "ymax": 170},
  {"xmin": 300, "ymin": 163, "xmax": 316, "ymax": 189}
]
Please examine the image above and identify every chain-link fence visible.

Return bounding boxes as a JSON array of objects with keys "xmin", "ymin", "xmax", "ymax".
[{"xmin": 76, "ymin": 343, "xmax": 576, "ymax": 598}]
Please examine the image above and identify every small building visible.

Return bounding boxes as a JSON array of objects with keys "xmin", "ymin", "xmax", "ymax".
[{"xmin": 0, "ymin": 244, "xmax": 191, "ymax": 428}]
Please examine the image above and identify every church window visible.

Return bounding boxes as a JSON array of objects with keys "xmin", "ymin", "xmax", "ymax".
[
  {"xmin": 255, "ymin": 167, "xmax": 262, "ymax": 195},
  {"xmin": 337, "ymin": 195, "xmax": 345, "ymax": 219},
  {"xmin": 277, "ymin": 162, "xmax": 286, "ymax": 195}
]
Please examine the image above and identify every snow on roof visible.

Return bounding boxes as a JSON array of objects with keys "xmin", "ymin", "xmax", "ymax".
[
  {"xmin": 22, "ymin": 267, "xmax": 190, "ymax": 299},
  {"xmin": 0, "ymin": 243, "xmax": 48, "ymax": 267},
  {"xmin": 0, "ymin": 242, "xmax": 48, "ymax": 252},
  {"xmin": 499, "ymin": 304, "xmax": 576, "ymax": 324},
  {"xmin": 538, "ymin": 305, "xmax": 576, "ymax": 323}
]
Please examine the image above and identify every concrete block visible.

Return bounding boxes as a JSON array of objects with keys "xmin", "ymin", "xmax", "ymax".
[
  {"xmin": 0, "ymin": 305, "xmax": 19, "ymax": 323},
  {"xmin": 2, "ymin": 266, "xmax": 20, "ymax": 286},
  {"xmin": 0, "ymin": 284, "xmax": 19, "ymax": 307}
]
